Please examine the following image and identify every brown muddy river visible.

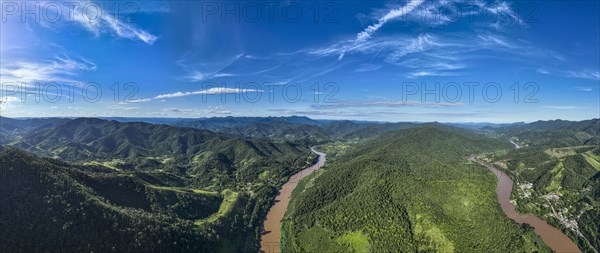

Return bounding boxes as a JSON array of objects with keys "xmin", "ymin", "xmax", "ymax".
[
  {"xmin": 258, "ymin": 151, "xmax": 580, "ymax": 253},
  {"xmin": 470, "ymin": 156, "xmax": 581, "ymax": 253},
  {"xmin": 260, "ymin": 148, "xmax": 326, "ymax": 253}
]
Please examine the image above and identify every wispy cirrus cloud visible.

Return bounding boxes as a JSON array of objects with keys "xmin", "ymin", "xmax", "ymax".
[
  {"xmin": 152, "ymin": 87, "xmax": 263, "ymax": 100},
  {"xmin": 177, "ymin": 53, "xmax": 283, "ymax": 82},
  {"xmin": 172, "ymin": 0, "xmax": 535, "ymax": 82},
  {"xmin": 405, "ymin": 0, "xmax": 525, "ymax": 28},
  {"xmin": 121, "ymin": 87, "xmax": 262, "ymax": 104},
  {"xmin": 355, "ymin": 64, "xmax": 383, "ymax": 73},
  {"xmin": 31, "ymin": 1, "xmax": 159, "ymax": 44},
  {"xmin": 567, "ymin": 70, "xmax": 600, "ymax": 80},
  {"xmin": 542, "ymin": 105, "xmax": 578, "ymax": 110},
  {"xmin": 536, "ymin": 68, "xmax": 600, "ymax": 80},
  {"xmin": 477, "ymin": 1, "xmax": 525, "ymax": 26},
  {"xmin": 186, "ymin": 71, "xmax": 236, "ymax": 82},
  {"xmin": 477, "ymin": 34, "xmax": 517, "ymax": 49},
  {"xmin": 407, "ymin": 70, "xmax": 460, "ymax": 78},
  {"xmin": 575, "ymin": 87, "xmax": 593, "ymax": 92},
  {"xmin": 0, "ymin": 54, "xmax": 96, "ymax": 84},
  {"xmin": 536, "ymin": 68, "xmax": 550, "ymax": 75},
  {"xmin": 300, "ymin": 0, "xmax": 543, "ymax": 80},
  {"xmin": 356, "ymin": 0, "xmax": 425, "ymax": 42},
  {"xmin": 178, "ymin": 54, "xmax": 244, "ymax": 82},
  {"xmin": 0, "ymin": 96, "xmax": 19, "ymax": 110}
]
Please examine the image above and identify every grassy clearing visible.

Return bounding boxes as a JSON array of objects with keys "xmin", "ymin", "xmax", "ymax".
[
  {"xmin": 582, "ymin": 152, "xmax": 600, "ymax": 171},
  {"xmin": 545, "ymin": 145, "xmax": 596, "ymax": 159},
  {"xmin": 84, "ymin": 161, "xmax": 120, "ymax": 171},
  {"xmin": 258, "ymin": 170, "xmax": 270, "ymax": 180},
  {"xmin": 414, "ymin": 215, "xmax": 454, "ymax": 253},
  {"xmin": 336, "ymin": 231, "xmax": 370, "ymax": 253},
  {"xmin": 296, "ymin": 226, "xmax": 346, "ymax": 252},
  {"xmin": 546, "ymin": 161, "xmax": 564, "ymax": 192},
  {"xmin": 194, "ymin": 189, "xmax": 239, "ymax": 225},
  {"xmin": 148, "ymin": 185, "xmax": 220, "ymax": 196},
  {"xmin": 319, "ymin": 141, "xmax": 353, "ymax": 160}
]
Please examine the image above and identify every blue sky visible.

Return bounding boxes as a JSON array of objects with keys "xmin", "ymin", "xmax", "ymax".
[{"xmin": 0, "ymin": 0, "xmax": 598, "ymax": 122}]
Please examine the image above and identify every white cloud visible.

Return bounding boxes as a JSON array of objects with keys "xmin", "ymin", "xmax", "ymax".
[
  {"xmin": 542, "ymin": 105, "xmax": 577, "ymax": 110},
  {"xmin": 186, "ymin": 71, "xmax": 236, "ymax": 82},
  {"xmin": 179, "ymin": 54, "xmax": 246, "ymax": 82},
  {"xmin": 356, "ymin": 0, "xmax": 425, "ymax": 42},
  {"xmin": 154, "ymin": 87, "xmax": 263, "ymax": 100},
  {"xmin": 355, "ymin": 64, "xmax": 382, "ymax": 72},
  {"xmin": 0, "ymin": 55, "xmax": 96, "ymax": 84},
  {"xmin": 187, "ymin": 71, "xmax": 207, "ymax": 82},
  {"xmin": 0, "ymin": 96, "xmax": 19, "ymax": 110},
  {"xmin": 128, "ymin": 98, "xmax": 152, "ymax": 103},
  {"xmin": 536, "ymin": 68, "xmax": 549, "ymax": 75},
  {"xmin": 536, "ymin": 68, "xmax": 600, "ymax": 80},
  {"xmin": 407, "ymin": 70, "xmax": 459, "ymax": 78},
  {"xmin": 567, "ymin": 70, "xmax": 600, "ymax": 80},
  {"xmin": 311, "ymin": 0, "xmax": 425, "ymax": 61},
  {"xmin": 384, "ymin": 34, "xmax": 444, "ymax": 62},
  {"xmin": 575, "ymin": 87, "xmax": 593, "ymax": 92},
  {"xmin": 481, "ymin": 1, "xmax": 524, "ymax": 26},
  {"xmin": 478, "ymin": 34, "xmax": 517, "ymax": 49},
  {"xmin": 67, "ymin": 1, "xmax": 158, "ymax": 44}
]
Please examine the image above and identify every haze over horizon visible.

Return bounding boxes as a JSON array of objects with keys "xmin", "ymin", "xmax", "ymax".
[{"xmin": 1, "ymin": 0, "xmax": 599, "ymax": 122}]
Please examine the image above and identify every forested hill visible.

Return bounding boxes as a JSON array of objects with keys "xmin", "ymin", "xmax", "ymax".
[
  {"xmin": 200, "ymin": 120, "xmax": 331, "ymax": 145},
  {"xmin": 282, "ymin": 125, "xmax": 550, "ymax": 252},
  {"xmin": 1, "ymin": 126, "xmax": 317, "ymax": 252},
  {"xmin": 488, "ymin": 118, "xmax": 600, "ymax": 147},
  {"xmin": 0, "ymin": 147, "xmax": 232, "ymax": 252},
  {"xmin": 11, "ymin": 117, "xmax": 314, "ymax": 189},
  {"xmin": 0, "ymin": 117, "xmax": 70, "ymax": 144},
  {"xmin": 15, "ymin": 117, "xmax": 233, "ymax": 160},
  {"xmin": 483, "ymin": 119, "xmax": 600, "ymax": 252},
  {"xmin": 497, "ymin": 119, "xmax": 600, "ymax": 133}
]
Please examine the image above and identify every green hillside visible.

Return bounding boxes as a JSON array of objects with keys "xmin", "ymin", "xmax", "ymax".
[
  {"xmin": 13, "ymin": 118, "xmax": 313, "ymax": 189},
  {"xmin": 0, "ymin": 148, "xmax": 224, "ymax": 252},
  {"xmin": 0, "ymin": 117, "xmax": 70, "ymax": 144},
  {"xmin": 491, "ymin": 119, "xmax": 600, "ymax": 147},
  {"xmin": 485, "ymin": 144, "xmax": 600, "ymax": 252},
  {"xmin": 1, "ymin": 117, "xmax": 318, "ymax": 252},
  {"xmin": 282, "ymin": 126, "xmax": 550, "ymax": 252}
]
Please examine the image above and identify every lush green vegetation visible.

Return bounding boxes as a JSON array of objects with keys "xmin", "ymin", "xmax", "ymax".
[
  {"xmin": 282, "ymin": 125, "xmax": 549, "ymax": 252},
  {"xmin": 2, "ymin": 116, "xmax": 598, "ymax": 252},
  {"xmin": 0, "ymin": 117, "xmax": 318, "ymax": 252},
  {"xmin": 0, "ymin": 116, "xmax": 69, "ymax": 144},
  {"xmin": 490, "ymin": 119, "xmax": 600, "ymax": 147},
  {"xmin": 173, "ymin": 116, "xmax": 424, "ymax": 144},
  {"xmin": 13, "ymin": 118, "xmax": 314, "ymax": 189},
  {"xmin": 484, "ymin": 143, "xmax": 600, "ymax": 252},
  {"xmin": 0, "ymin": 148, "xmax": 220, "ymax": 252}
]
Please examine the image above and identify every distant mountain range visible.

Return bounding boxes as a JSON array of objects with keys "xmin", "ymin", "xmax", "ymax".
[
  {"xmin": 6, "ymin": 117, "xmax": 314, "ymax": 190},
  {"xmin": 487, "ymin": 118, "xmax": 600, "ymax": 147}
]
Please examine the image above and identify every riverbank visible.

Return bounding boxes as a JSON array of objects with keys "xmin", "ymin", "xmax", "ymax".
[
  {"xmin": 469, "ymin": 156, "xmax": 581, "ymax": 253},
  {"xmin": 259, "ymin": 148, "xmax": 326, "ymax": 253}
]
